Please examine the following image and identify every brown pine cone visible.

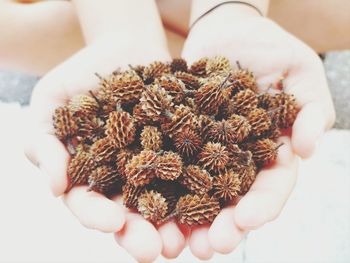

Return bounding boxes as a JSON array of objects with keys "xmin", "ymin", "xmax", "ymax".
[
  {"xmin": 227, "ymin": 114, "xmax": 252, "ymax": 143},
  {"xmin": 246, "ymin": 108, "xmax": 272, "ymax": 137},
  {"xmin": 140, "ymin": 84, "xmax": 173, "ymax": 122},
  {"xmin": 195, "ymin": 76, "xmax": 230, "ymax": 115},
  {"xmin": 67, "ymin": 151, "xmax": 94, "ymax": 191},
  {"xmin": 105, "ymin": 110, "xmax": 136, "ymax": 148},
  {"xmin": 94, "ymin": 88, "xmax": 118, "ymax": 119},
  {"xmin": 88, "ymin": 165, "xmax": 121, "ymax": 193},
  {"xmin": 156, "ymin": 75, "xmax": 186, "ymax": 104},
  {"xmin": 176, "ymin": 194, "xmax": 220, "ymax": 226},
  {"xmin": 170, "ymin": 58, "xmax": 188, "ymax": 73},
  {"xmin": 228, "ymin": 144, "xmax": 253, "ymax": 169},
  {"xmin": 236, "ymin": 162, "xmax": 257, "ymax": 195},
  {"xmin": 196, "ymin": 114, "xmax": 215, "ymax": 141},
  {"xmin": 138, "ymin": 190, "xmax": 168, "ymax": 223},
  {"xmin": 179, "ymin": 165, "xmax": 213, "ymax": 195},
  {"xmin": 116, "ymin": 148, "xmax": 138, "ymax": 179},
  {"xmin": 100, "ymin": 70, "xmax": 144, "ymax": 104},
  {"xmin": 68, "ymin": 94, "xmax": 100, "ymax": 117},
  {"xmin": 258, "ymin": 124, "xmax": 281, "ymax": 140},
  {"xmin": 198, "ymin": 142, "xmax": 230, "ymax": 174},
  {"xmin": 140, "ymin": 126, "xmax": 162, "ymax": 152},
  {"xmin": 270, "ymin": 92, "xmax": 298, "ymax": 129},
  {"xmin": 143, "ymin": 61, "xmax": 171, "ymax": 84},
  {"xmin": 173, "ymin": 129, "xmax": 202, "ymax": 158},
  {"xmin": 132, "ymin": 104, "xmax": 153, "ymax": 126},
  {"xmin": 206, "ymin": 56, "xmax": 231, "ymax": 76},
  {"xmin": 129, "ymin": 64, "xmax": 145, "ymax": 78},
  {"xmin": 156, "ymin": 152, "xmax": 183, "ymax": 181},
  {"xmin": 248, "ymin": 138, "xmax": 280, "ymax": 166},
  {"xmin": 90, "ymin": 137, "xmax": 118, "ymax": 164},
  {"xmin": 76, "ymin": 115, "xmax": 104, "ymax": 143},
  {"xmin": 228, "ymin": 68, "xmax": 258, "ymax": 93},
  {"xmin": 53, "ymin": 106, "xmax": 78, "ymax": 141},
  {"xmin": 189, "ymin": 57, "xmax": 208, "ymax": 77},
  {"xmin": 150, "ymin": 180, "xmax": 180, "ymax": 214},
  {"xmin": 125, "ymin": 150, "xmax": 158, "ymax": 186},
  {"xmin": 231, "ymin": 89, "xmax": 258, "ymax": 116},
  {"xmin": 123, "ymin": 182, "xmax": 146, "ymax": 209},
  {"xmin": 213, "ymin": 170, "xmax": 241, "ymax": 201},
  {"xmin": 174, "ymin": 71, "xmax": 200, "ymax": 90},
  {"xmin": 161, "ymin": 105, "xmax": 195, "ymax": 138},
  {"xmin": 257, "ymin": 92, "xmax": 274, "ymax": 109}
]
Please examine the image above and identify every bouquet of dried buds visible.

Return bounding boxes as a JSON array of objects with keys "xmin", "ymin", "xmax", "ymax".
[{"xmin": 52, "ymin": 56, "xmax": 297, "ymax": 226}]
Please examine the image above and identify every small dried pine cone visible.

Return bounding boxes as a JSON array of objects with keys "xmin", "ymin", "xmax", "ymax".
[
  {"xmin": 231, "ymin": 89, "xmax": 259, "ymax": 116},
  {"xmin": 67, "ymin": 150, "xmax": 94, "ymax": 191},
  {"xmin": 270, "ymin": 92, "xmax": 298, "ymax": 129},
  {"xmin": 138, "ymin": 190, "xmax": 168, "ymax": 223},
  {"xmin": 248, "ymin": 138, "xmax": 281, "ymax": 166},
  {"xmin": 155, "ymin": 75, "xmax": 186, "ymax": 104},
  {"xmin": 90, "ymin": 137, "xmax": 118, "ymax": 164},
  {"xmin": 176, "ymin": 194, "xmax": 220, "ymax": 226},
  {"xmin": 206, "ymin": 56, "xmax": 231, "ymax": 76},
  {"xmin": 228, "ymin": 68, "xmax": 258, "ymax": 93},
  {"xmin": 198, "ymin": 142, "xmax": 230, "ymax": 174},
  {"xmin": 123, "ymin": 182, "xmax": 146, "ymax": 209},
  {"xmin": 116, "ymin": 148, "xmax": 138, "ymax": 179},
  {"xmin": 228, "ymin": 114, "xmax": 252, "ymax": 143},
  {"xmin": 179, "ymin": 165, "xmax": 213, "ymax": 195},
  {"xmin": 88, "ymin": 165, "xmax": 121, "ymax": 194},
  {"xmin": 75, "ymin": 115, "xmax": 104, "ymax": 143},
  {"xmin": 173, "ymin": 129, "xmax": 202, "ymax": 158},
  {"xmin": 227, "ymin": 144, "xmax": 253, "ymax": 169},
  {"xmin": 257, "ymin": 92, "xmax": 275, "ymax": 109},
  {"xmin": 132, "ymin": 104, "xmax": 153, "ymax": 126},
  {"xmin": 53, "ymin": 106, "xmax": 78, "ymax": 141},
  {"xmin": 195, "ymin": 76, "xmax": 229, "ymax": 115},
  {"xmin": 174, "ymin": 71, "xmax": 200, "ymax": 90},
  {"xmin": 170, "ymin": 58, "xmax": 188, "ymax": 73},
  {"xmin": 105, "ymin": 110, "xmax": 136, "ymax": 149},
  {"xmin": 125, "ymin": 150, "xmax": 158, "ymax": 186},
  {"xmin": 140, "ymin": 84, "xmax": 173, "ymax": 122},
  {"xmin": 68, "ymin": 94, "xmax": 99, "ymax": 117},
  {"xmin": 246, "ymin": 108, "xmax": 272, "ymax": 137},
  {"xmin": 237, "ymin": 162, "xmax": 257, "ymax": 195},
  {"xmin": 156, "ymin": 152, "xmax": 183, "ymax": 181},
  {"xmin": 189, "ymin": 57, "xmax": 208, "ymax": 77},
  {"xmin": 213, "ymin": 170, "xmax": 241, "ymax": 201},
  {"xmin": 161, "ymin": 105, "xmax": 195, "ymax": 138},
  {"xmin": 150, "ymin": 180, "xmax": 180, "ymax": 214},
  {"xmin": 140, "ymin": 126, "xmax": 162, "ymax": 152},
  {"xmin": 196, "ymin": 114, "xmax": 215, "ymax": 141},
  {"xmin": 143, "ymin": 61, "xmax": 171, "ymax": 84}
]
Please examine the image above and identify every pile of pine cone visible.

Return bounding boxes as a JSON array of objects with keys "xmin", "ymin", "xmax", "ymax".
[{"xmin": 52, "ymin": 56, "xmax": 297, "ymax": 226}]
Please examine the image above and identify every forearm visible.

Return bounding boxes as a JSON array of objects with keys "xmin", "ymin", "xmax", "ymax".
[
  {"xmin": 190, "ymin": 0, "xmax": 270, "ymax": 24},
  {"xmin": 0, "ymin": 1, "xmax": 84, "ymax": 75},
  {"xmin": 72, "ymin": 0, "xmax": 168, "ymax": 47}
]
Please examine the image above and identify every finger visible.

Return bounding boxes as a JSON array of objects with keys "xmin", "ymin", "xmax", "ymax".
[
  {"xmin": 157, "ymin": 220, "xmax": 186, "ymax": 259},
  {"xmin": 292, "ymin": 102, "xmax": 331, "ymax": 158},
  {"xmin": 115, "ymin": 213, "xmax": 162, "ymax": 263},
  {"xmin": 208, "ymin": 207, "xmax": 246, "ymax": 254},
  {"xmin": 63, "ymin": 186, "xmax": 125, "ymax": 233},
  {"xmin": 189, "ymin": 225, "xmax": 214, "ymax": 260},
  {"xmin": 234, "ymin": 137, "xmax": 298, "ymax": 230}
]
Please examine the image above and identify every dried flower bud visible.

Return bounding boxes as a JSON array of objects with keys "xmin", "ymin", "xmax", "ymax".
[
  {"xmin": 156, "ymin": 152, "xmax": 183, "ymax": 181},
  {"xmin": 246, "ymin": 108, "xmax": 271, "ymax": 137},
  {"xmin": 140, "ymin": 126, "xmax": 162, "ymax": 151},
  {"xmin": 53, "ymin": 106, "xmax": 78, "ymax": 141},
  {"xmin": 198, "ymin": 142, "xmax": 230, "ymax": 174},
  {"xmin": 213, "ymin": 170, "xmax": 241, "ymax": 201},
  {"xmin": 179, "ymin": 165, "xmax": 212, "ymax": 194},
  {"xmin": 176, "ymin": 194, "xmax": 220, "ymax": 225},
  {"xmin": 170, "ymin": 58, "xmax": 188, "ymax": 73},
  {"xmin": 88, "ymin": 165, "xmax": 121, "ymax": 193},
  {"xmin": 125, "ymin": 150, "xmax": 158, "ymax": 186},
  {"xmin": 105, "ymin": 110, "xmax": 136, "ymax": 148},
  {"xmin": 138, "ymin": 190, "xmax": 168, "ymax": 223}
]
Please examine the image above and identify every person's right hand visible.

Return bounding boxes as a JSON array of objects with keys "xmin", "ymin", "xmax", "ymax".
[{"xmin": 25, "ymin": 36, "xmax": 187, "ymax": 263}]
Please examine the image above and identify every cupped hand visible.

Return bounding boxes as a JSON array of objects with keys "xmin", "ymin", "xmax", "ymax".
[
  {"xmin": 25, "ymin": 38, "xmax": 187, "ymax": 262},
  {"xmin": 182, "ymin": 8, "xmax": 335, "ymax": 259}
]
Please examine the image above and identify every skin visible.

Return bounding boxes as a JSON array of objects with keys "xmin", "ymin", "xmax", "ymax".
[{"xmin": 0, "ymin": 0, "xmax": 338, "ymax": 262}]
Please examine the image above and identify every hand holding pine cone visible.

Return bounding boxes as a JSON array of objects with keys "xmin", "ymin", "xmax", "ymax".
[{"xmin": 52, "ymin": 56, "xmax": 298, "ymax": 226}]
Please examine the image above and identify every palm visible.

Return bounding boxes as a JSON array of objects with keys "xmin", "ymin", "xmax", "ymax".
[{"xmin": 181, "ymin": 15, "xmax": 335, "ymax": 258}]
